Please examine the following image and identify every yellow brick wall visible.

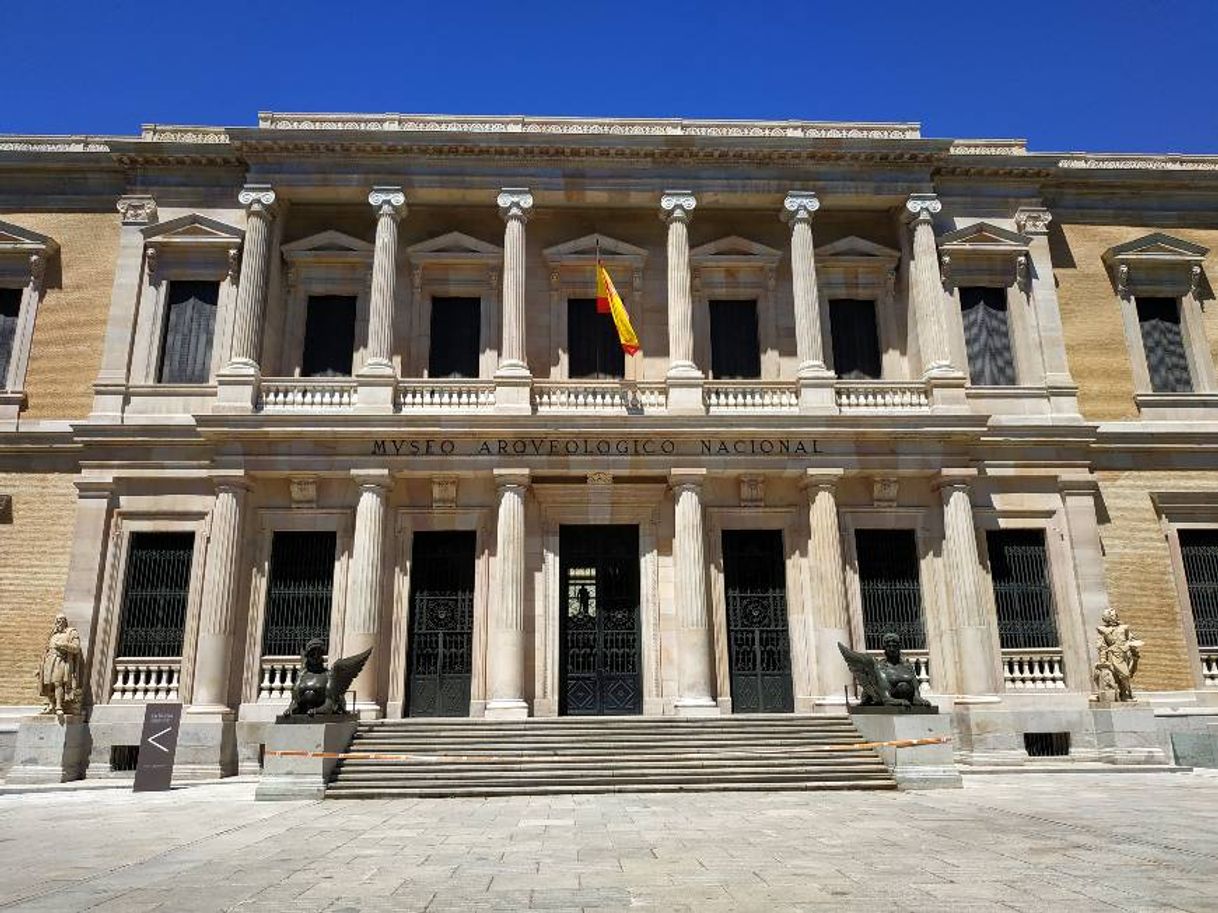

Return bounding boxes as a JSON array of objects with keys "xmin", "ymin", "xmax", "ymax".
[
  {"xmin": 1055, "ymin": 224, "xmax": 1218, "ymax": 422},
  {"xmin": 1096, "ymin": 470, "xmax": 1218, "ymax": 691},
  {"xmin": 0, "ymin": 473, "xmax": 78, "ymax": 705},
  {"xmin": 5, "ymin": 212, "xmax": 120, "ymax": 420}
]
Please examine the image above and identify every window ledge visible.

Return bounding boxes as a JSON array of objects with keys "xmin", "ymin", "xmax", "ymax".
[{"xmin": 1135, "ymin": 392, "xmax": 1218, "ymax": 420}]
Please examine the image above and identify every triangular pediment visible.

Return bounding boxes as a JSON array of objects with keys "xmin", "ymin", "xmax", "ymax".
[
  {"xmin": 815, "ymin": 236, "xmax": 899, "ymax": 260},
  {"xmin": 690, "ymin": 235, "xmax": 781, "ymax": 263},
  {"xmin": 543, "ymin": 233, "xmax": 647, "ymax": 264},
  {"xmin": 937, "ymin": 221, "xmax": 1030, "ymax": 250},
  {"xmin": 142, "ymin": 213, "xmax": 243, "ymax": 246},
  {"xmin": 408, "ymin": 230, "xmax": 502, "ymax": 258},
  {"xmin": 1103, "ymin": 232, "xmax": 1208, "ymax": 264},
  {"xmin": 282, "ymin": 229, "xmax": 373, "ymax": 255},
  {"xmin": 0, "ymin": 219, "xmax": 58, "ymax": 255}
]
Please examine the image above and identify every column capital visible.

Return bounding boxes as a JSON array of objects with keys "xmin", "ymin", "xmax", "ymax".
[
  {"xmin": 116, "ymin": 194, "xmax": 157, "ymax": 225},
  {"xmin": 781, "ymin": 191, "xmax": 820, "ymax": 225},
  {"xmin": 497, "ymin": 188, "xmax": 534, "ymax": 222},
  {"xmin": 238, "ymin": 184, "xmax": 277, "ymax": 216},
  {"xmin": 73, "ymin": 477, "xmax": 116, "ymax": 500},
  {"xmin": 932, "ymin": 467, "xmax": 978, "ymax": 494},
  {"xmin": 368, "ymin": 186, "xmax": 407, "ymax": 220},
  {"xmin": 668, "ymin": 467, "xmax": 707, "ymax": 491},
  {"xmin": 210, "ymin": 473, "xmax": 253, "ymax": 495},
  {"xmin": 1058, "ymin": 474, "xmax": 1100, "ymax": 496},
  {"xmin": 351, "ymin": 468, "xmax": 393, "ymax": 493},
  {"xmin": 1014, "ymin": 206, "xmax": 1053, "ymax": 236},
  {"xmin": 659, "ymin": 190, "xmax": 697, "ymax": 224},
  {"xmin": 801, "ymin": 468, "xmax": 845, "ymax": 492},
  {"xmin": 493, "ymin": 468, "xmax": 531, "ymax": 491},
  {"xmin": 903, "ymin": 192, "xmax": 942, "ymax": 225}
]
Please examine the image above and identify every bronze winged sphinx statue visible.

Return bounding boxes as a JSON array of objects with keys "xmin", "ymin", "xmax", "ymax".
[
  {"xmin": 839, "ymin": 633, "xmax": 934, "ymax": 712},
  {"xmin": 278, "ymin": 639, "xmax": 372, "ymax": 721}
]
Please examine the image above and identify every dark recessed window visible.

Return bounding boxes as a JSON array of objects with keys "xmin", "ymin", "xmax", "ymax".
[
  {"xmin": 829, "ymin": 299, "xmax": 882, "ymax": 380},
  {"xmin": 709, "ymin": 300, "xmax": 760, "ymax": 379},
  {"xmin": 960, "ymin": 286, "xmax": 1016, "ymax": 386},
  {"xmin": 1137, "ymin": 297, "xmax": 1193, "ymax": 393},
  {"xmin": 1024, "ymin": 732, "xmax": 1070, "ymax": 757},
  {"xmin": 157, "ymin": 280, "xmax": 219, "ymax": 384},
  {"xmin": 110, "ymin": 745, "xmax": 140, "ymax": 771},
  {"xmin": 568, "ymin": 298, "xmax": 624, "ymax": 379},
  {"xmin": 429, "ymin": 297, "xmax": 481, "ymax": 378},
  {"xmin": 0, "ymin": 287, "xmax": 21, "ymax": 388},
  {"xmin": 987, "ymin": 529, "xmax": 1059, "ymax": 650},
  {"xmin": 262, "ymin": 531, "xmax": 337, "ymax": 658},
  {"xmin": 1179, "ymin": 529, "xmax": 1218, "ymax": 649},
  {"xmin": 854, "ymin": 529, "xmax": 926, "ymax": 651},
  {"xmin": 116, "ymin": 532, "xmax": 195, "ymax": 658},
  {"xmin": 301, "ymin": 295, "xmax": 356, "ymax": 377}
]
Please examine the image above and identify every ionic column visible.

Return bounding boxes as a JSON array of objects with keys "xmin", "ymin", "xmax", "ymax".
[
  {"xmin": 782, "ymin": 192, "xmax": 830, "ymax": 376},
  {"xmin": 660, "ymin": 191, "xmax": 698, "ymax": 376},
  {"xmin": 487, "ymin": 469, "xmax": 530, "ymax": 718},
  {"xmin": 670, "ymin": 469, "xmax": 718, "ymax": 714},
  {"xmin": 494, "ymin": 189, "xmax": 534, "ymax": 413},
  {"xmin": 364, "ymin": 186, "xmax": 406, "ymax": 372},
  {"xmin": 936, "ymin": 472, "xmax": 1000, "ymax": 695},
  {"xmin": 803, "ymin": 471, "xmax": 853, "ymax": 701},
  {"xmin": 191, "ymin": 478, "xmax": 250, "ymax": 712},
  {"xmin": 344, "ymin": 470, "xmax": 391, "ymax": 716},
  {"xmin": 226, "ymin": 185, "xmax": 277, "ymax": 372},
  {"xmin": 904, "ymin": 193, "xmax": 958, "ymax": 378}
]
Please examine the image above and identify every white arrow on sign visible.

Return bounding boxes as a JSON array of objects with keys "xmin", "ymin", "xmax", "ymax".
[{"xmin": 146, "ymin": 727, "xmax": 173, "ymax": 753}]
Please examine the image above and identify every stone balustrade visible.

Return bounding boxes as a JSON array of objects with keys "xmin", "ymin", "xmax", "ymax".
[
  {"xmin": 110, "ymin": 658, "xmax": 181, "ymax": 701},
  {"xmin": 258, "ymin": 378, "xmax": 358, "ymax": 412},
  {"xmin": 835, "ymin": 380, "xmax": 931, "ymax": 412},
  {"xmin": 258, "ymin": 656, "xmax": 300, "ymax": 700},
  {"xmin": 533, "ymin": 381, "xmax": 666, "ymax": 414},
  {"xmin": 397, "ymin": 379, "xmax": 496, "ymax": 412},
  {"xmin": 1202, "ymin": 649, "xmax": 1218, "ymax": 688},
  {"xmin": 704, "ymin": 381, "xmax": 798, "ymax": 413},
  {"xmin": 1002, "ymin": 649, "xmax": 1067, "ymax": 690}
]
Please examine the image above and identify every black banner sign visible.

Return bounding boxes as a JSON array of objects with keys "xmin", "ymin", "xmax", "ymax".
[{"xmin": 133, "ymin": 702, "xmax": 182, "ymax": 792}]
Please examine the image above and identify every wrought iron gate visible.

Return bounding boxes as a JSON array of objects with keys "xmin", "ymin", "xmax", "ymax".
[
  {"xmin": 407, "ymin": 531, "xmax": 475, "ymax": 717},
  {"xmin": 986, "ymin": 529, "xmax": 1059, "ymax": 650},
  {"xmin": 723, "ymin": 529, "xmax": 794, "ymax": 713},
  {"xmin": 262, "ymin": 531, "xmax": 336, "ymax": 657},
  {"xmin": 559, "ymin": 525, "xmax": 642, "ymax": 715}
]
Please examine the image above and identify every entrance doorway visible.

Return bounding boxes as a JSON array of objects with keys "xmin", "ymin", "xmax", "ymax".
[
  {"xmin": 722, "ymin": 529, "xmax": 794, "ymax": 713},
  {"xmin": 559, "ymin": 525, "xmax": 642, "ymax": 715},
  {"xmin": 406, "ymin": 531, "xmax": 475, "ymax": 717}
]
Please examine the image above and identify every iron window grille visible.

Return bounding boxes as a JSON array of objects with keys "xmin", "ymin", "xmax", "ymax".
[
  {"xmin": 115, "ymin": 532, "xmax": 195, "ymax": 658},
  {"xmin": 986, "ymin": 529, "xmax": 1060, "ymax": 650},
  {"xmin": 855, "ymin": 529, "xmax": 927, "ymax": 651},
  {"xmin": 261, "ymin": 530, "xmax": 337, "ymax": 657}
]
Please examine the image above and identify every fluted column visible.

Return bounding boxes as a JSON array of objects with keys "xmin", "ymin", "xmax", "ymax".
[
  {"xmin": 191, "ymin": 478, "xmax": 250, "ymax": 712},
  {"xmin": 660, "ymin": 191, "xmax": 698, "ymax": 376},
  {"xmin": 905, "ymin": 193, "xmax": 958, "ymax": 378},
  {"xmin": 782, "ymin": 192, "xmax": 830, "ymax": 376},
  {"xmin": 227, "ymin": 185, "xmax": 277, "ymax": 372},
  {"xmin": 364, "ymin": 187, "xmax": 406, "ymax": 372},
  {"xmin": 804, "ymin": 471, "xmax": 853, "ymax": 700},
  {"xmin": 670, "ymin": 469, "xmax": 718, "ymax": 714},
  {"xmin": 344, "ymin": 470, "xmax": 391, "ymax": 716},
  {"xmin": 487, "ymin": 469, "xmax": 530, "ymax": 718},
  {"xmin": 936, "ymin": 472, "xmax": 1001, "ymax": 695},
  {"xmin": 494, "ymin": 189, "xmax": 533, "ymax": 413}
]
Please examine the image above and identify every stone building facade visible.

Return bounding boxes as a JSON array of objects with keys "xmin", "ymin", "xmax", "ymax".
[{"xmin": 1, "ymin": 113, "xmax": 1216, "ymax": 776}]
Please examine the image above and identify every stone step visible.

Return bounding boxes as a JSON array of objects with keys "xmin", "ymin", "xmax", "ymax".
[
  {"xmin": 358, "ymin": 716, "xmax": 855, "ymax": 732},
  {"xmin": 335, "ymin": 759, "xmax": 888, "ymax": 777},
  {"xmin": 327, "ymin": 779, "xmax": 899, "ymax": 799}
]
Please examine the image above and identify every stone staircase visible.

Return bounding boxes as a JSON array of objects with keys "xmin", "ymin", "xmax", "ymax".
[{"xmin": 325, "ymin": 715, "xmax": 897, "ymax": 798}]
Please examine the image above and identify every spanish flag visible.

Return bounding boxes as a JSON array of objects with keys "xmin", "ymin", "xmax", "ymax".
[{"xmin": 596, "ymin": 262, "xmax": 640, "ymax": 355}]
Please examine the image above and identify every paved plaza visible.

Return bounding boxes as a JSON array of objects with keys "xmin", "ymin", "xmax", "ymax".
[{"xmin": 1, "ymin": 773, "xmax": 1217, "ymax": 912}]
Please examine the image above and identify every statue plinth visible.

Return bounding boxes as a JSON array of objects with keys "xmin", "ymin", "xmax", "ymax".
[
  {"xmin": 274, "ymin": 712, "xmax": 357, "ymax": 725},
  {"xmin": 255, "ymin": 716, "xmax": 358, "ymax": 800},
  {"xmin": 849, "ymin": 702, "xmax": 938, "ymax": 715},
  {"xmin": 7, "ymin": 713, "xmax": 89, "ymax": 784}
]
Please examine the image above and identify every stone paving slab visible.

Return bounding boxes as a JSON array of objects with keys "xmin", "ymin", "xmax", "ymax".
[{"xmin": 0, "ymin": 774, "xmax": 1216, "ymax": 912}]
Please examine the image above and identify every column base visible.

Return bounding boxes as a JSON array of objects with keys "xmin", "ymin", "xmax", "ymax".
[
  {"xmin": 673, "ymin": 698, "xmax": 720, "ymax": 717},
  {"xmin": 665, "ymin": 372, "xmax": 705, "ymax": 415},
  {"xmin": 927, "ymin": 373, "xmax": 968, "ymax": 412},
  {"xmin": 484, "ymin": 699, "xmax": 530, "ymax": 720},
  {"xmin": 214, "ymin": 367, "xmax": 260, "ymax": 414},
  {"xmin": 177, "ymin": 706, "xmax": 237, "ymax": 779},
  {"xmin": 493, "ymin": 369, "xmax": 533, "ymax": 414},
  {"xmin": 7, "ymin": 714, "xmax": 89, "ymax": 784},
  {"xmin": 797, "ymin": 374, "xmax": 837, "ymax": 414},
  {"xmin": 355, "ymin": 369, "xmax": 397, "ymax": 414},
  {"xmin": 350, "ymin": 701, "xmax": 384, "ymax": 721}
]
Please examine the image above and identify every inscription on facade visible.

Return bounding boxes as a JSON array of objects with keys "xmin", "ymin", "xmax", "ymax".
[{"xmin": 369, "ymin": 438, "xmax": 819, "ymax": 458}]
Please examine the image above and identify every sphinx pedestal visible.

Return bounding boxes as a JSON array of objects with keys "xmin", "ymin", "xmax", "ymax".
[
  {"xmin": 255, "ymin": 718, "xmax": 358, "ymax": 801},
  {"xmin": 850, "ymin": 710, "xmax": 961, "ymax": 790}
]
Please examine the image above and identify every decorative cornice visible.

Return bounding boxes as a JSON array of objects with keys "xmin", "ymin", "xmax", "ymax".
[
  {"xmin": 904, "ymin": 192, "xmax": 941, "ymax": 224},
  {"xmin": 0, "ymin": 138, "xmax": 110, "ymax": 153},
  {"xmin": 117, "ymin": 195, "xmax": 157, "ymax": 225},
  {"xmin": 140, "ymin": 125, "xmax": 230, "ymax": 144},
  {"xmin": 237, "ymin": 184, "xmax": 277, "ymax": 214},
  {"xmin": 1014, "ymin": 206, "xmax": 1052, "ymax": 236},
  {"xmin": 659, "ymin": 191, "xmax": 697, "ymax": 223},
  {"xmin": 781, "ymin": 191, "xmax": 820, "ymax": 224},
  {"xmin": 368, "ymin": 185, "xmax": 407, "ymax": 219},
  {"xmin": 496, "ymin": 187, "xmax": 534, "ymax": 222},
  {"xmin": 1058, "ymin": 155, "xmax": 1218, "ymax": 171}
]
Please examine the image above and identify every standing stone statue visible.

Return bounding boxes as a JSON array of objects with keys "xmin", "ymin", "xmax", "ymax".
[
  {"xmin": 1092, "ymin": 607, "xmax": 1142, "ymax": 702},
  {"xmin": 36, "ymin": 613, "xmax": 82, "ymax": 716}
]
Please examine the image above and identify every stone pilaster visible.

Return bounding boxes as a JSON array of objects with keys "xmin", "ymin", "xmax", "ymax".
[
  {"xmin": 345, "ymin": 469, "xmax": 391, "ymax": 716},
  {"xmin": 60, "ymin": 478, "xmax": 114, "ymax": 700},
  {"xmin": 191, "ymin": 477, "xmax": 250, "ymax": 713},
  {"xmin": 1016, "ymin": 206, "xmax": 1079, "ymax": 415},
  {"xmin": 660, "ymin": 191, "xmax": 704, "ymax": 414},
  {"xmin": 783, "ymin": 191, "xmax": 835, "ymax": 413},
  {"xmin": 487, "ymin": 469, "xmax": 530, "ymax": 718},
  {"xmin": 803, "ymin": 471, "xmax": 853, "ymax": 702},
  {"xmin": 495, "ymin": 189, "xmax": 533, "ymax": 414},
  {"xmin": 935, "ymin": 471, "xmax": 1001, "ymax": 696},
  {"xmin": 904, "ymin": 194, "xmax": 959, "ymax": 380},
  {"xmin": 1059, "ymin": 476, "xmax": 1113, "ymax": 686},
  {"xmin": 217, "ymin": 185, "xmax": 277, "ymax": 413},
  {"xmin": 357, "ymin": 186, "xmax": 406, "ymax": 413},
  {"xmin": 670, "ymin": 469, "xmax": 718, "ymax": 714}
]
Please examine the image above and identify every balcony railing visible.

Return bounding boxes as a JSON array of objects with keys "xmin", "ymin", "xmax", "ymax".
[
  {"xmin": 259, "ymin": 656, "xmax": 300, "ymax": 701},
  {"xmin": 1002, "ymin": 649, "xmax": 1066, "ymax": 690},
  {"xmin": 836, "ymin": 380, "xmax": 930, "ymax": 413},
  {"xmin": 534, "ymin": 381, "xmax": 666, "ymax": 414},
  {"xmin": 258, "ymin": 378, "xmax": 358, "ymax": 412},
  {"xmin": 1202, "ymin": 649, "xmax": 1218, "ymax": 688},
  {"xmin": 704, "ymin": 381, "xmax": 798, "ymax": 413},
  {"xmin": 110, "ymin": 658, "xmax": 181, "ymax": 702},
  {"xmin": 398, "ymin": 379, "xmax": 496, "ymax": 412}
]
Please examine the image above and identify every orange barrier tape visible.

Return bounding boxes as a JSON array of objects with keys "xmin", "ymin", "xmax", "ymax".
[{"xmin": 265, "ymin": 735, "xmax": 950, "ymax": 763}]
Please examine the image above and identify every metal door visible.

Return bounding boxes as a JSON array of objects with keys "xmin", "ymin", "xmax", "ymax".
[
  {"xmin": 723, "ymin": 529, "xmax": 794, "ymax": 713},
  {"xmin": 407, "ymin": 531, "xmax": 475, "ymax": 717}
]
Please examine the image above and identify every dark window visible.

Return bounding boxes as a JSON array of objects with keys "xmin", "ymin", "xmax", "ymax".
[
  {"xmin": 855, "ymin": 529, "xmax": 926, "ymax": 650},
  {"xmin": 301, "ymin": 295, "xmax": 356, "ymax": 377},
  {"xmin": 1180, "ymin": 529, "xmax": 1218, "ymax": 648},
  {"xmin": 116, "ymin": 532, "xmax": 195, "ymax": 657},
  {"xmin": 709, "ymin": 299, "xmax": 761, "ymax": 379},
  {"xmin": 1024, "ymin": 732, "xmax": 1070, "ymax": 757},
  {"xmin": 986, "ymin": 530, "xmax": 1059, "ymax": 650},
  {"xmin": 568, "ymin": 298, "xmax": 624, "ymax": 379},
  {"xmin": 829, "ymin": 299, "xmax": 882, "ymax": 379},
  {"xmin": 157, "ymin": 281, "xmax": 218, "ymax": 384},
  {"xmin": 1137, "ymin": 297, "xmax": 1193, "ymax": 393},
  {"xmin": 261, "ymin": 531, "xmax": 336, "ymax": 657},
  {"xmin": 110, "ymin": 745, "xmax": 140, "ymax": 771},
  {"xmin": 0, "ymin": 287, "xmax": 20, "ymax": 387},
  {"xmin": 429, "ymin": 297, "xmax": 481, "ymax": 378},
  {"xmin": 960, "ymin": 286, "xmax": 1016, "ymax": 386}
]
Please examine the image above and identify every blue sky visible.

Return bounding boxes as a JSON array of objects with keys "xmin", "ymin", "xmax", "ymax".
[{"xmin": 4, "ymin": 0, "xmax": 1215, "ymax": 153}]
